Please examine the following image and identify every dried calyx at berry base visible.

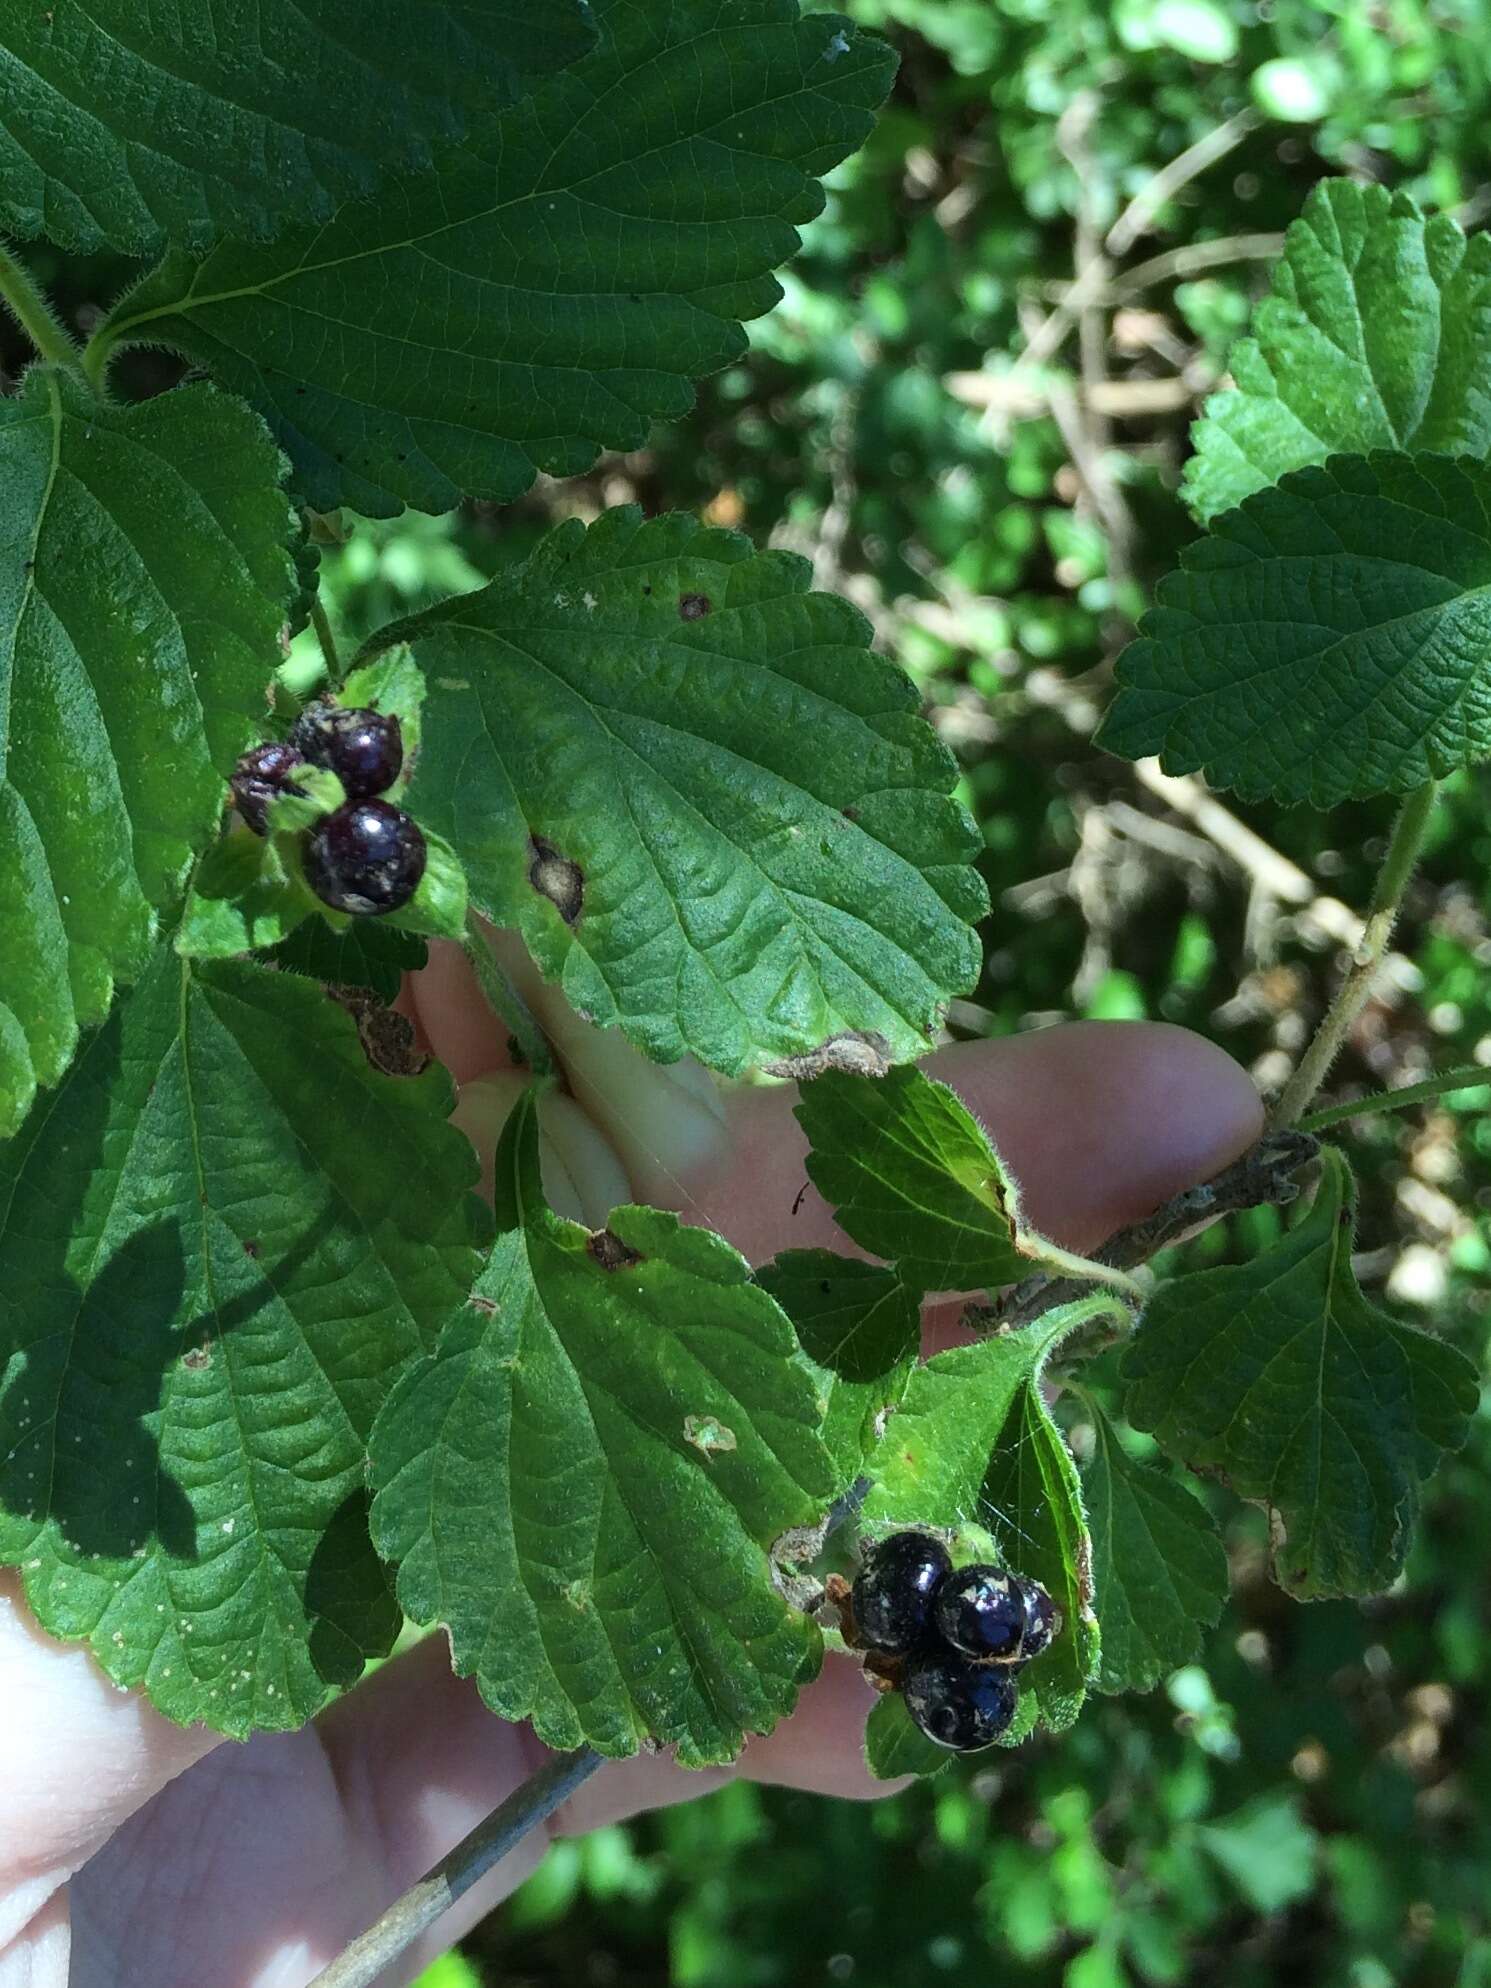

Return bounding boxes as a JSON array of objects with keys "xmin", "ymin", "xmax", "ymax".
[{"xmin": 848, "ymin": 1529, "xmax": 1063, "ymax": 1751}]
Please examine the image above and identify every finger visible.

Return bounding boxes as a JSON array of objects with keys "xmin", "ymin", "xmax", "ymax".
[{"xmin": 406, "ymin": 938, "xmax": 524, "ymax": 1086}]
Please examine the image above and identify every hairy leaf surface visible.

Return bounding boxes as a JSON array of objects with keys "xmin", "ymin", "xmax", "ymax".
[
  {"xmin": 369, "ymin": 510, "xmax": 984, "ymax": 1076},
  {"xmin": 1123, "ymin": 1150, "xmax": 1478, "ymax": 1598},
  {"xmin": 1187, "ymin": 181, "xmax": 1491, "ymax": 521},
  {"xmin": 861, "ymin": 1297, "xmax": 1124, "ymax": 1730},
  {"xmin": 1099, "ymin": 452, "xmax": 1491, "ymax": 805},
  {"xmin": 369, "ymin": 1093, "xmax": 835, "ymax": 1765},
  {"xmin": 0, "ymin": 953, "xmax": 485, "ymax": 1734},
  {"xmin": 1082, "ymin": 1404, "xmax": 1228, "ymax": 1694},
  {"xmin": 98, "ymin": 1, "xmax": 894, "ymax": 515},
  {"xmin": 0, "ymin": 1, "xmax": 594, "ymax": 254},
  {"xmin": 0, "ymin": 371, "xmax": 293, "ymax": 1135}
]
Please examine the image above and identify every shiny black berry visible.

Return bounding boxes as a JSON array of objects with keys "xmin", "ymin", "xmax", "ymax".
[
  {"xmin": 291, "ymin": 700, "xmax": 404, "ymax": 799},
  {"xmin": 230, "ymin": 741, "xmax": 307, "ymax": 836},
  {"xmin": 1018, "ymin": 1580, "xmax": 1060, "ymax": 1662},
  {"xmin": 851, "ymin": 1531, "xmax": 952, "ymax": 1656},
  {"xmin": 903, "ymin": 1651, "xmax": 1020, "ymax": 1752},
  {"xmin": 934, "ymin": 1562, "xmax": 1028, "ymax": 1664},
  {"xmin": 303, "ymin": 799, "xmax": 427, "ymax": 916}
]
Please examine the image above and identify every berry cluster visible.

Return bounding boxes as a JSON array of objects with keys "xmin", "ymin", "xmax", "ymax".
[
  {"xmin": 850, "ymin": 1531, "xmax": 1060, "ymax": 1752},
  {"xmin": 229, "ymin": 700, "xmax": 427, "ymax": 916}
]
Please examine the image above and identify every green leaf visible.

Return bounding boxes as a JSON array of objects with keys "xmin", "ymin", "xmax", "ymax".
[
  {"xmin": 266, "ymin": 915, "xmax": 428, "ymax": 1004},
  {"xmin": 175, "ymin": 829, "xmax": 321, "ymax": 961},
  {"xmin": 1097, "ymin": 452, "xmax": 1491, "ymax": 806},
  {"xmin": 1198, "ymin": 1794, "xmax": 1318, "ymax": 1913},
  {"xmin": 96, "ymin": 2, "xmax": 895, "ymax": 516},
  {"xmin": 756, "ymin": 1250, "xmax": 921, "ymax": 1486},
  {"xmin": 369, "ymin": 1092, "xmax": 836, "ymax": 1765},
  {"xmin": 0, "ymin": 2, "xmax": 595, "ymax": 255},
  {"xmin": 794, "ymin": 1066, "xmax": 1023, "ymax": 1292},
  {"xmin": 1081, "ymin": 1403, "xmax": 1228, "ymax": 1694},
  {"xmin": 0, "ymin": 369, "xmax": 294, "ymax": 1136},
  {"xmin": 864, "ymin": 1689, "xmax": 951, "ymax": 1781},
  {"xmin": 368, "ymin": 509, "xmax": 983, "ymax": 1077},
  {"xmin": 861, "ymin": 1297, "xmax": 1125, "ymax": 1730},
  {"xmin": 0, "ymin": 951, "xmax": 485, "ymax": 1735},
  {"xmin": 1122, "ymin": 1149, "xmax": 1478, "ymax": 1598},
  {"xmin": 380, "ymin": 828, "xmax": 469, "ymax": 944},
  {"xmin": 1186, "ymin": 182, "xmax": 1491, "ymax": 523},
  {"xmin": 338, "ymin": 645, "xmax": 427, "ymax": 807}
]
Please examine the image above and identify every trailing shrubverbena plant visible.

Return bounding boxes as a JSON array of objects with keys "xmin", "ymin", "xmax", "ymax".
[{"xmin": 0, "ymin": 7, "xmax": 1484, "ymax": 1974}]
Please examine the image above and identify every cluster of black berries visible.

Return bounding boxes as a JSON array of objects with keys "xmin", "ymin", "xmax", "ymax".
[
  {"xmin": 230, "ymin": 701, "xmax": 426, "ymax": 916},
  {"xmin": 851, "ymin": 1531, "xmax": 1059, "ymax": 1752}
]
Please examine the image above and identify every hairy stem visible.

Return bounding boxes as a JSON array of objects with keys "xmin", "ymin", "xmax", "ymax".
[
  {"xmin": 1297, "ymin": 1062, "xmax": 1490, "ymax": 1133},
  {"xmin": 462, "ymin": 913, "xmax": 556, "ymax": 1081},
  {"xmin": 307, "ymin": 1746, "xmax": 604, "ymax": 1988},
  {"xmin": 1270, "ymin": 781, "xmax": 1439, "ymax": 1131},
  {"xmin": 0, "ymin": 243, "xmax": 80, "ymax": 371},
  {"xmin": 310, "ymin": 593, "xmax": 342, "ymax": 680}
]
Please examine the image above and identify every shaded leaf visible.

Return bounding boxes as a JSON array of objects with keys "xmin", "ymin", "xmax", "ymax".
[
  {"xmin": 1081, "ymin": 1403, "xmax": 1228, "ymax": 1694},
  {"xmin": 0, "ymin": 370, "xmax": 294, "ymax": 1135},
  {"xmin": 97, "ymin": 2, "xmax": 895, "ymax": 515},
  {"xmin": 1098, "ymin": 452, "xmax": 1491, "ymax": 806},
  {"xmin": 0, "ymin": 1, "xmax": 594, "ymax": 254},
  {"xmin": 371, "ymin": 509, "xmax": 984, "ymax": 1076},
  {"xmin": 1198, "ymin": 1794, "xmax": 1319, "ymax": 1913},
  {"xmin": 266, "ymin": 919, "xmax": 428, "ymax": 1004},
  {"xmin": 864, "ymin": 1689, "xmax": 950, "ymax": 1782},
  {"xmin": 1186, "ymin": 181, "xmax": 1491, "ymax": 522},
  {"xmin": 0, "ymin": 952, "xmax": 485, "ymax": 1734},
  {"xmin": 1122, "ymin": 1149, "xmax": 1478, "ymax": 1598},
  {"xmin": 369, "ymin": 1093, "xmax": 835, "ymax": 1766}
]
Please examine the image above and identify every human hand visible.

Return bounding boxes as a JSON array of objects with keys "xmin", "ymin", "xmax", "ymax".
[{"xmin": 0, "ymin": 935, "xmax": 1263, "ymax": 1987}]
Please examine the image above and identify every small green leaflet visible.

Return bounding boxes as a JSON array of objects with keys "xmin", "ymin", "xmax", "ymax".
[
  {"xmin": 1185, "ymin": 181, "xmax": 1491, "ymax": 523},
  {"xmin": 268, "ymin": 917, "xmax": 427, "ymax": 1005},
  {"xmin": 861, "ymin": 1296, "xmax": 1125, "ymax": 1731},
  {"xmin": 95, "ymin": 1, "xmax": 894, "ymax": 516},
  {"xmin": 795, "ymin": 1066, "xmax": 1023, "ymax": 1292},
  {"xmin": 0, "ymin": 952, "xmax": 485, "ymax": 1735},
  {"xmin": 366, "ymin": 509, "xmax": 984, "ymax": 1077},
  {"xmin": 864, "ymin": 1690, "xmax": 952, "ymax": 1782},
  {"xmin": 1081, "ymin": 1403, "xmax": 1228, "ymax": 1694},
  {"xmin": 1098, "ymin": 452, "xmax": 1491, "ymax": 806},
  {"xmin": 756, "ymin": 1251, "xmax": 921, "ymax": 1487},
  {"xmin": 0, "ymin": 370, "xmax": 294, "ymax": 1137},
  {"xmin": 0, "ymin": 1, "xmax": 595, "ymax": 255},
  {"xmin": 1122, "ymin": 1149, "xmax": 1478, "ymax": 1599},
  {"xmin": 369, "ymin": 1092, "xmax": 836, "ymax": 1766}
]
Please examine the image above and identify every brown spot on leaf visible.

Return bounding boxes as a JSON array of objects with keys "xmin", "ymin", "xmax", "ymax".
[
  {"xmin": 678, "ymin": 592, "xmax": 712, "ymax": 620},
  {"xmin": 683, "ymin": 1414, "xmax": 737, "ymax": 1458},
  {"xmin": 528, "ymin": 834, "xmax": 584, "ymax": 925},
  {"xmin": 841, "ymin": 804, "xmax": 860, "ymax": 822},
  {"xmin": 587, "ymin": 1228, "xmax": 643, "ymax": 1271},
  {"xmin": 763, "ymin": 1030, "xmax": 893, "ymax": 1082},
  {"xmin": 181, "ymin": 1344, "xmax": 211, "ymax": 1371},
  {"xmin": 242, "ymin": 1239, "xmax": 260, "ymax": 1260},
  {"xmin": 325, "ymin": 986, "xmax": 430, "ymax": 1077},
  {"xmin": 469, "ymin": 1294, "xmax": 499, "ymax": 1317}
]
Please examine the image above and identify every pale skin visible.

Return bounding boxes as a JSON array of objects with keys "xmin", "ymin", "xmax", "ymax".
[{"xmin": 0, "ymin": 934, "xmax": 1264, "ymax": 1987}]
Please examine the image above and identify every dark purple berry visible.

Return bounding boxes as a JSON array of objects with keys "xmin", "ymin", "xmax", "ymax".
[
  {"xmin": 291, "ymin": 700, "xmax": 404, "ymax": 799},
  {"xmin": 303, "ymin": 799, "xmax": 427, "ymax": 916},
  {"xmin": 903, "ymin": 1651, "xmax": 1020, "ymax": 1752},
  {"xmin": 230, "ymin": 741, "xmax": 307, "ymax": 836},
  {"xmin": 1018, "ymin": 1580, "xmax": 1060, "ymax": 1662},
  {"xmin": 851, "ymin": 1531, "xmax": 952, "ymax": 1656},
  {"xmin": 934, "ymin": 1562, "xmax": 1027, "ymax": 1664}
]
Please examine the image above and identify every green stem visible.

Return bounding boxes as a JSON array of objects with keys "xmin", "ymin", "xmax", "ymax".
[
  {"xmin": 462, "ymin": 914, "xmax": 555, "ymax": 1081},
  {"xmin": 0, "ymin": 243, "xmax": 80, "ymax": 371},
  {"xmin": 306, "ymin": 1747, "xmax": 603, "ymax": 1988},
  {"xmin": 1297, "ymin": 1062, "xmax": 1490, "ymax": 1134},
  {"xmin": 1019, "ymin": 1233, "xmax": 1147, "ymax": 1305},
  {"xmin": 309, "ymin": 593, "xmax": 342, "ymax": 681},
  {"xmin": 1269, "ymin": 781, "xmax": 1439, "ymax": 1131}
]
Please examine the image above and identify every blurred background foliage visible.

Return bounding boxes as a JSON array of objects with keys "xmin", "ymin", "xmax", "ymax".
[{"xmin": 9, "ymin": 0, "xmax": 1490, "ymax": 1979}]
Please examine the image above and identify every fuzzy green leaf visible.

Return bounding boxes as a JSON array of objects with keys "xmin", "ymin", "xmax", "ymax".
[
  {"xmin": 0, "ymin": 2, "xmax": 594, "ymax": 255},
  {"xmin": 864, "ymin": 1690, "xmax": 951, "ymax": 1781},
  {"xmin": 861, "ymin": 1297, "xmax": 1124, "ymax": 1731},
  {"xmin": 0, "ymin": 370, "xmax": 294, "ymax": 1135},
  {"xmin": 1081, "ymin": 1404, "xmax": 1228, "ymax": 1694},
  {"xmin": 756, "ymin": 1250, "xmax": 921, "ymax": 1486},
  {"xmin": 1122, "ymin": 1149, "xmax": 1478, "ymax": 1598},
  {"xmin": 267, "ymin": 919, "xmax": 427, "ymax": 1004},
  {"xmin": 0, "ymin": 952, "xmax": 485, "ymax": 1734},
  {"xmin": 97, "ymin": 1, "xmax": 895, "ymax": 516},
  {"xmin": 367, "ymin": 509, "xmax": 983, "ymax": 1077},
  {"xmin": 1098, "ymin": 452, "xmax": 1491, "ymax": 806},
  {"xmin": 1186, "ymin": 181, "xmax": 1491, "ymax": 523},
  {"xmin": 369, "ymin": 1093, "xmax": 836, "ymax": 1765},
  {"xmin": 794, "ymin": 1065, "xmax": 1023, "ymax": 1293}
]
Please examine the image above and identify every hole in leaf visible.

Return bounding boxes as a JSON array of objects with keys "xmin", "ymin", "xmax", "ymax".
[{"xmin": 528, "ymin": 834, "xmax": 584, "ymax": 925}]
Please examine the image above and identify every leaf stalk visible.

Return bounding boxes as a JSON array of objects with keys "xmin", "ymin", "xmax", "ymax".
[
  {"xmin": 462, "ymin": 913, "xmax": 556, "ymax": 1082},
  {"xmin": 0, "ymin": 242, "xmax": 82, "ymax": 373}
]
